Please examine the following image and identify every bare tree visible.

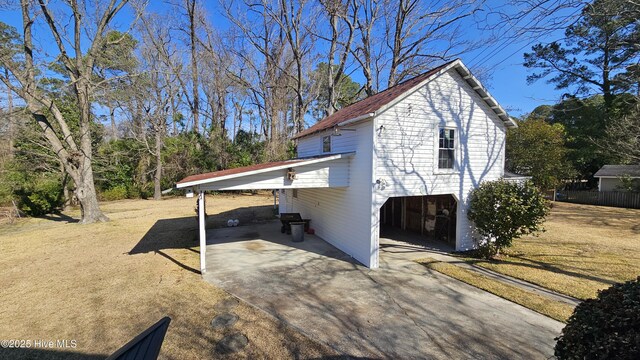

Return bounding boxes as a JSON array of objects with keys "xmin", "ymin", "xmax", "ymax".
[
  {"xmin": 198, "ymin": 23, "xmax": 233, "ymax": 134},
  {"xmin": 351, "ymin": 0, "xmax": 383, "ymax": 96},
  {"xmin": 160, "ymin": 0, "xmax": 205, "ymax": 134},
  {"xmin": 270, "ymin": 0, "xmax": 317, "ymax": 132},
  {"xmin": 385, "ymin": 0, "xmax": 483, "ymax": 87},
  {"xmin": 0, "ymin": 0, "xmax": 133, "ymax": 223},
  {"xmin": 223, "ymin": 0, "xmax": 292, "ymax": 143},
  {"xmin": 146, "ymin": 69, "xmax": 170, "ymax": 200},
  {"xmin": 349, "ymin": 0, "xmax": 484, "ymax": 95},
  {"xmin": 318, "ymin": 0, "xmax": 355, "ymax": 116},
  {"xmin": 136, "ymin": 9, "xmax": 193, "ymax": 199},
  {"xmin": 186, "ymin": 0, "xmax": 201, "ymax": 133}
]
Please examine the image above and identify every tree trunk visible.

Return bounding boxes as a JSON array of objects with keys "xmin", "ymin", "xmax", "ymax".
[
  {"xmin": 153, "ymin": 124, "xmax": 162, "ymax": 200},
  {"xmin": 327, "ymin": 11, "xmax": 337, "ymax": 116},
  {"xmin": 602, "ymin": 36, "xmax": 613, "ymax": 117},
  {"xmin": 187, "ymin": 0, "xmax": 200, "ymax": 133},
  {"xmin": 77, "ymin": 189, "xmax": 107, "ymax": 223},
  {"xmin": 387, "ymin": 0, "xmax": 408, "ymax": 88},
  {"xmin": 74, "ymin": 163, "xmax": 108, "ymax": 223},
  {"xmin": 76, "ymin": 78, "xmax": 109, "ymax": 223},
  {"xmin": 6, "ymin": 69, "xmax": 14, "ymax": 156},
  {"xmin": 296, "ymin": 61, "xmax": 304, "ymax": 133},
  {"xmin": 59, "ymin": 161, "xmax": 71, "ymax": 210},
  {"xmin": 170, "ymin": 95, "xmax": 178, "ymax": 136},
  {"xmin": 109, "ymin": 106, "xmax": 118, "ymax": 139}
]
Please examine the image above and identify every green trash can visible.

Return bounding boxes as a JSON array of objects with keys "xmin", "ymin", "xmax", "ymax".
[{"xmin": 290, "ymin": 222, "xmax": 305, "ymax": 242}]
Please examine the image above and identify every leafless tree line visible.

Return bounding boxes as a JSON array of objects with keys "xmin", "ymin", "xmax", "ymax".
[{"xmin": 1, "ymin": 0, "xmax": 589, "ymax": 222}]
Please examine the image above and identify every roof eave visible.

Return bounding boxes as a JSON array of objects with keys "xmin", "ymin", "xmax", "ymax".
[
  {"xmin": 595, "ymin": 175, "xmax": 640, "ymax": 178},
  {"xmin": 176, "ymin": 152, "xmax": 355, "ymax": 189},
  {"xmin": 452, "ymin": 62, "xmax": 516, "ymax": 128},
  {"xmin": 292, "ymin": 113, "xmax": 374, "ymax": 140}
]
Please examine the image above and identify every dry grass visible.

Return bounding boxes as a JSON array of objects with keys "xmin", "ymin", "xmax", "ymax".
[
  {"xmin": 417, "ymin": 258, "xmax": 574, "ymax": 323},
  {"xmin": 0, "ymin": 193, "xmax": 340, "ymax": 360},
  {"xmin": 462, "ymin": 202, "xmax": 640, "ymax": 300}
]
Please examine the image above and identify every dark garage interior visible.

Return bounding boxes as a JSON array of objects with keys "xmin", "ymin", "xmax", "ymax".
[{"xmin": 380, "ymin": 195, "xmax": 457, "ymax": 247}]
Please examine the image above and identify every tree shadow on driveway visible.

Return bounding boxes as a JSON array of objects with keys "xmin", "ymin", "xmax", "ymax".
[{"xmin": 128, "ymin": 205, "xmax": 277, "ymax": 274}]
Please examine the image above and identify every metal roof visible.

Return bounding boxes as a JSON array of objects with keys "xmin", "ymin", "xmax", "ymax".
[
  {"xmin": 176, "ymin": 152, "xmax": 354, "ymax": 188},
  {"xmin": 293, "ymin": 59, "xmax": 516, "ymax": 140}
]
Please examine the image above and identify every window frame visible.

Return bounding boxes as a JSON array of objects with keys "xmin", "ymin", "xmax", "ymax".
[
  {"xmin": 435, "ymin": 127, "xmax": 457, "ymax": 172},
  {"xmin": 322, "ymin": 135, "xmax": 331, "ymax": 153}
]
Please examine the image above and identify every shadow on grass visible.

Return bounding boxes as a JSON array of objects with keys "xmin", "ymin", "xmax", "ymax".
[
  {"xmin": 129, "ymin": 205, "xmax": 277, "ymax": 274},
  {"xmin": 38, "ymin": 212, "xmax": 80, "ymax": 223},
  {"xmin": 550, "ymin": 203, "xmax": 640, "ymax": 232},
  {"xmin": 463, "ymin": 254, "xmax": 619, "ymax": 287}
]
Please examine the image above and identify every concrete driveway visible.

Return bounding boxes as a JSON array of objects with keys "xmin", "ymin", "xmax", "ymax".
[{"xmin": 204, "ymin": 221, "xmax": 564, "ymax": 359}]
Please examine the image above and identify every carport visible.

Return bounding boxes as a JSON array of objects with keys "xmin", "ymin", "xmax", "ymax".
[{"xmin": 175, "ymin": 152, "xmax": 354, "ymax": 274}]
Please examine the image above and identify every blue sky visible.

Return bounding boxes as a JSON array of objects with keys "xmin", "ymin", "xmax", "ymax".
[{"xmin": 0, "ymin": 1, "xmax": 573, "ymax": 118}]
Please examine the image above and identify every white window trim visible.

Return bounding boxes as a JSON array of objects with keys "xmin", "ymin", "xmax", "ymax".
[
  {"xmin": 433, "ymin": 125, "xmax": 460, "ymax": 175},
  {"xmin": 322, "ymin": 135, "xmax": 332, "ymax": 153}
]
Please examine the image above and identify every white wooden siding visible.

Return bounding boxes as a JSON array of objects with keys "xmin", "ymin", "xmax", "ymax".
[
  {"xmin": 285, "ymin": 67, "xmax": 508, "ymax": 267},
  {"xmin": 281, "ymin": 121, "xmax": 375, "ymax": 267},
  {"xmin": 297, "ymin": 127, "xmax": 360, "ymax": 157},
  {"xmin": 198, "ymin": 159, "xmax": 350, "ymax": 191},
  {"xmin": 372, "ymin": 69, "xmax": 507, "ymax": 251}
]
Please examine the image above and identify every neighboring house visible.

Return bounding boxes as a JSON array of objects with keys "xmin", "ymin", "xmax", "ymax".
[
  {"xmin": 177, "ymin": 59, "xmax": 516, "ymax": 272},
  {"xmin": 594, "ymin": 165, "xmax": 640, "ymax": 192}
]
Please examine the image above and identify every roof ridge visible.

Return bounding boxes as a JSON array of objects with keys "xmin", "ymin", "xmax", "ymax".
[
  {"xmin": 294, "ymin": 59, "xmax": 458, "ymax": 139},
  {"xmin": 336, "ymin": 59, "xmax": 457, "ymax": 110}
]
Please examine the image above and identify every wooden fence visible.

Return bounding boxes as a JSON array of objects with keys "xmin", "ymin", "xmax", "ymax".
[{"xmin": 556, "ymin": 190, "xmax": 640, "ymax": 209}]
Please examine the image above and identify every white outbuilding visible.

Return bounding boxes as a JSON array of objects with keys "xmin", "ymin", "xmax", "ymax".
[
  {"xmin": 177, "ymin": 59, "xmax": 516, "ymax": 272},
  {"xmin": 594, "ymin": 165, "xmax": 640, "ymax": 192}
]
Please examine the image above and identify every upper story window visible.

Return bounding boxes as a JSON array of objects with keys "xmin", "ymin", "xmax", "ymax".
[
  {"xmin": 322, "ymin": 135, "xmax": 331, "ymax": 153},
  {"xmin": 438, "ymin": 128, "xmax": 455, "ymax": 169}
]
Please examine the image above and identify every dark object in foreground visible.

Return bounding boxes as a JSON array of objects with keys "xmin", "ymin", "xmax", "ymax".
[
  {"xmin": 106, "ymin": 317, "xmax": 171, "ymax": 360},
  {"xmin": 555, "ymin": 277, "xmax": 640, "ymax": 360},
  {"xmin": 279, "ymin": 213, "xmax": 310, "ymax": 234}
]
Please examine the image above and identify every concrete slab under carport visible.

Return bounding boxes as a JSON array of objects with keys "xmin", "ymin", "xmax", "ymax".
[{"xmin": 204, "ymin": 221, "xmax": 563, "ymax": 359}]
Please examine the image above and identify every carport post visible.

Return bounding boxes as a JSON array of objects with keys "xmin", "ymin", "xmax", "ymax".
[{"xmin": 198, "ymin": 190, "xmax": 206, "ymax": 274}]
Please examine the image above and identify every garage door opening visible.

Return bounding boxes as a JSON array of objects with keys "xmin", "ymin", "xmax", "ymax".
[{"xmin": 379, "ymin": 195, "xmax": 457, "ymax": 248}]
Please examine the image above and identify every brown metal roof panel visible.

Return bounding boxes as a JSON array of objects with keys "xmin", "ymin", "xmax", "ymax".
[{"xmin": 176, "ymin": 158, "xmax": 307, "ymax": 185}]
